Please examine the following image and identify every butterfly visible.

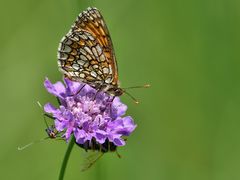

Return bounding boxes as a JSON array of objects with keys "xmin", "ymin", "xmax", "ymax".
[{"xmin": 57, "ymin": 7, "xmax": 124, "ymax": 96}]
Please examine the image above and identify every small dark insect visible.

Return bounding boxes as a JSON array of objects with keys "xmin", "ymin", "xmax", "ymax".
[{"xmin": 45, "ymin": 125, "xmax": 58, "ymax": 139}]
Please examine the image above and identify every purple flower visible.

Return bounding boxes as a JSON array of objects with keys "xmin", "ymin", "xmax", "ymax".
[{"xmin": 43, "ymin": 77, "xmax": 136, "ymax": 147}]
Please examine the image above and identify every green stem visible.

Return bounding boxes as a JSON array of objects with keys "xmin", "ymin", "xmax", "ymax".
[{"xmin": 59, "ymin": 136, "xmax": 75, "ymax": 180}]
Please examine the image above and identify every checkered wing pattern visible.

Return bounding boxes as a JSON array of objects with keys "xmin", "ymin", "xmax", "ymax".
[{"xmin": 58, "ymin": 7, "xmax": 119, "ymax": 91}]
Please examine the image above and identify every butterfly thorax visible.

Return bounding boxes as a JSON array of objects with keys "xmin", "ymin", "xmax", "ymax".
[{"xmin": 100, "ymin": 84, "xmax": 124, "ymax": 96}]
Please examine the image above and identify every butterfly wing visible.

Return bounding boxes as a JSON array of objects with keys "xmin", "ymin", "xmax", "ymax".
[
  {"xmin": 58, "ymin": 7, "xmax": 119, "ymax": 89},
  {"xmin": 73, "ymin": 7, "xmax": 118, "ymax": 85},
  {"xmin": 58, "ymin": 30, "xmax": 109, "ymax": 88}
]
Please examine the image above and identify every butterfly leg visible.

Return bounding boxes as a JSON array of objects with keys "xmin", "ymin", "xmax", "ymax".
[
  {"xmin": 92, "ymin": 82, "xmax": 107, "ymax": 101},
  {"xmin": 44, "ymin": 113, "xmax": 54, "ymax": 120},
  {"xmin": 109, "ymin": 96, "xmax": 116, "ymax": 117},
  {"xmin": 42, "ymin": 113, "xmax": 60, "ymax": 139},
  {"xmin": 43, "ymin": 113, "xmax": 54, "ymax": 128},
  {"xmin": 56, "ymin": 97, "xmax": 61, "ymax": 105},
  {"xmin": 67, "ymin": 84, "xmax": 86, "ymax": 97},
  {"xmin": 115, "ymin": 149, "xmax": 122, "ymax": 158},
  {"xmin": 74, "ymin": 84, "xmax": 86, "ymax": 96},
  {"xmin": 93, "ymin": 87, "xmax": 102, "ymax": 101}
]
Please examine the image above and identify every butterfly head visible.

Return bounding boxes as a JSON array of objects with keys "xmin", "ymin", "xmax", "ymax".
[
  {"xmin": 107, "ymin": 86, "xmax": 139, "ymax": 104},
  {"xmin": 107, "ymin": 87, "xmax": 124, "ymax": 96}
]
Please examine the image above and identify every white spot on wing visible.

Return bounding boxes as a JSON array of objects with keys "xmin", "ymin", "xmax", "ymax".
[
  {"xmin": 96, "ymin": 44, "xmax": 102, "ymax": 55},
  {"xmin": 69, "ymin": 72, "xmax": 75, "ymax": 76},
  {"xmin": 105, "ymin": 77, "xmax": 112, "ymax": 84},
  {"xmin": 61, "ymin": 45, "xmax": 71, "ymax": 53},
  {"xmin": 57, "ymin": 61, "xmax": 62, "ymax": 67},
  {"xmin": 93, "ymin": 65, "xmax": 99, "ymax": 69},
  {"xmin": 72, "ymin": 64, "xmax": 80, "ymax": 70},
  {"xmin": 95, "ymin": 11, "xmax": 101, "ymax": 18},
  {"xmin": 103, "ymin": 67, "xmax": 109, "ymax": 74},
  {"xmin": 86, "ymin": 54, "xmax": 92, "ymax": 60},
  {"xmin": 84, "ymin": 62, "xmax": 89, "ymax": 67},
  {"xmin": 100, "ymin": 54, "xmax": 105, "ymax": 61},
  {"xmin": 88, "ymin": 35, "xmax": 94, "ymax": 41},
  {"xmin": 79, "ymin": 34, "xmax": 88, "ymax": 40},
  {"xmin": 80, "ymin": 55, "xmax": 87, "ymax": 61},
  {"xmin": 89, "ymin": 15, "xmax": 94, "ymax": 20},
  {"xmin": 92, "ymin": 12, "xmax": 97, "ymax": 18},
  {"xmin": 98, "ymin": 70, "xmax": 103, "ymax": 75},
  {"xmin": 100, "ymin": 20, "xmax": 104, "ymax": 26},
  {"xmin": 90, "ymin": 71, "xmax": 97, "ymax": 77},
  {"xmin": 92, "ymin": 47, "xmax": 98, "ymax": 57},
  {"xmin": 80, "ymin": 48, "xmax": 87, "ymax": 55},
  {"xmin": 80, "ymin": 73, "xmax": 85, "ymax": 78},
  {"xmin": 62, "ymin": 38, "xmax": 72, "ymax": 45},
  {"xmin": 74, "ymin": 72, "xmax": 80, "ymax": 76},
  {"xmin": 77, "ymin": 60, "xmax": 85, "ymax": 66},
  {"xmin": 59, "ymin": 53, "xmax": 68, "ymax": 60},
  {"xmin": 84, "ymin": 47, "xmax": 93, "ymax": 55},
  {"xmin": 72, "ymin": 35, "xmax": 79, "ymax": 41},
  {"xmin": 109, "ymin": 65, "xmax": 112, "ymax": 74}
]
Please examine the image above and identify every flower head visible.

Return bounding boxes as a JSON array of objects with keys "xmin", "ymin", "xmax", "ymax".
[{"xmin": 43, "ymin": 78, "xmax": 136, "ymax": 148}]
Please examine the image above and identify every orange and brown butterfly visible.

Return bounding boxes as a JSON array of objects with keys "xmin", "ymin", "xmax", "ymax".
[{"xmin": 57, "ymin": 7, "xmax": 124, "ymax": 96}]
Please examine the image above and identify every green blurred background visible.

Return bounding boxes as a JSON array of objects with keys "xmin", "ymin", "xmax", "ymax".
[{"xmin": 1, "ymin": 0, "xmax": 240, "ymax": 179}]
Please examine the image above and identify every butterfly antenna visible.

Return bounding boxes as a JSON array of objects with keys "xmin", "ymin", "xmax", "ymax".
[
  {"xmin": 37, "ymin": 101, "xmax": 43, "ymax": 108},
  {"xmin": 123, "ymin": 84, "xmax": 151, "ymax": 90},
  {"xmin": 37, "ymin": 101, "xmax": 50, "ymax": 128},
  {"xmin": 17, "ymin": 137, "xmax": 49, "ymax": 151},
  {"xmin": 124, "ymin": 91, "xmax": 139, "ymax": 104}
]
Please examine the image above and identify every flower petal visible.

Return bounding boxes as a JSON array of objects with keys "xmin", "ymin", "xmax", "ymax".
[
  {"xmin": 64, "ymin": 127, "xmax": 73, "ymax": 141},
  {"xmin": 111, "ymin": 97, "xmax": 127, "ymax": 118},
  {"xmin": 43, "ymin": 78, "xmax": 136, "ymax": 147},
  {"xmin": 107, "ymin": 116, "xmax": 136, "ymax": 136},
  {"xmin": 64, "ymin": 78, "xmax": 84, "ymax": 95},
  {"xmin": 108, "ymin": 134, "xmax": 126, "ymax": 146},
  {"xmin": 120, "ymin": 116, "xmax": 137, "ymax": 136},
  {"xmin": 44, "ymin": 78, "xmax": 66, "ymax": 98},
  {"xmin": 74, "ymin": 129, "xmax": 87, "ymax": 144},
  {"xmin": 113, "ymin": 138, "xmax": 125, "ymax": 146},
  {"xmin": 55, "ymin": 119, "xmax": 67, "ymax": 131},
  {"xmin": 44, "ymin": 103, "xmax": 57, "ymax": 114},
  {"xmin": 95, "ymin": 130, "xmax": 107, "ymax": 144}
]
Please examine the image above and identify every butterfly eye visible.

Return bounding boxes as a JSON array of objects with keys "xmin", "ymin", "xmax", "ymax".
[{"xmin": 114, "ymin": 88, "xmax": 124, "ymax": 96}]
